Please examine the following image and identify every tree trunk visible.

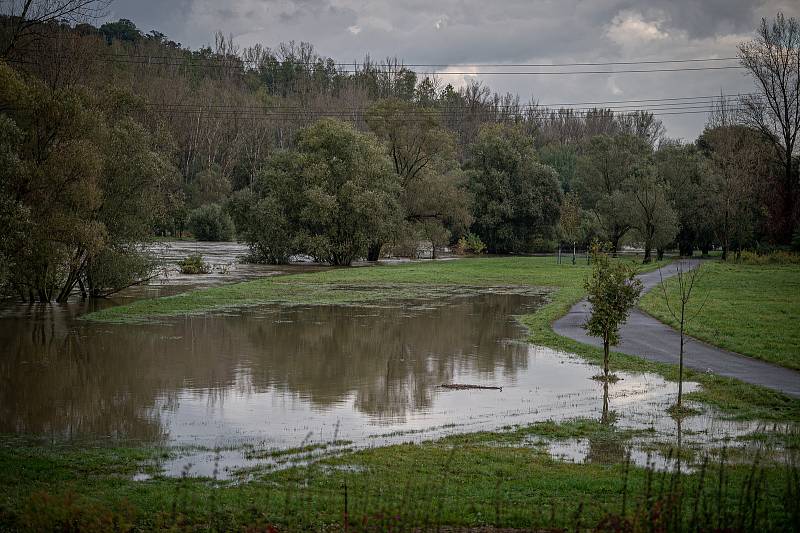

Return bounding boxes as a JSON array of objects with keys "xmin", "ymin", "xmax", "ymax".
[
  {"xmin": 657, "ymin": 248, "xmax": 665, "ymax": 261},
  {"xmin": 610, "ymin": 236, "xmax": 620, "ymax": 257},
  {"xmin": 784, "ymin": 157, "xmax": 795, "ymax": 242},
  {"xmin": 603, "ymin": 336, "xmax": 610, "ymax": 378},
  {"xmin": 677, "ymin": 321, "xmax": 684, "ymax": 408},
  {"xmin": 366, "ymin": 242, "xmax": 382, "ymax": 262}
]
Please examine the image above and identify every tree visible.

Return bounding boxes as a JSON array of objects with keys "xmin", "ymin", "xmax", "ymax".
[
  {"xmin": 657, "ymin": 262, "xmax": 708, "ymax": 410},
  {"xmin": 402, "ymin": 169, "xmax": 472, "ymax": 258},
  {"xmin": 295, "ymin": 119, "xmax": 401, "ymax": 265},
  {"xmin": 187, "ymin": 164, "xmax": 232, "ymax": 209},
  {"xmin": 628, "ymin": 167, "xmax": 678, "ymax": 263},
  {"xmin": 698, "ymin": 125, "xmax": 770, "ymax": 260},
  {"xmin": 187, "ymin": 203, "xmax": 235, "ymax": 241},
  {"xmin": 538, "ymin": 143, "xmax": 578, "ymax": 192},
  {"xmin": 739, "ymin": 12, "xmax": 800, "ymax": 241},
  {"xmin": 575, "ymin": 135, "xmax": 652, "ymax": 255},
  {"xmin": 655, "ymin": 141, "xmax": 713, "ymax": 256},
  {"xmin": 365, "ymin": 98, "xmax": 456, "ymax": 186},
  {"xmin": 0, "ymin": 62, "xmax": 171, "ymax": 301},
  {"xmin": 584, "ymin": 246, "xmax": 643, "ymax": 380},
  {"xmin": 229, "ymin": 119, "xmax": 402, "ymax": 266},
  {"xmin": 365, "ymin": 98, "xmax": 461, "ymax": 260},
  {"xmin": 0, "ymin": 0, "xmax": 109, "ymax": 58},
  {"xmin": 558, "ymin": 191, "xmax": 582, "ymax": 264},
  {"xmin": 466, "ymin": 124, "xmax": 562, "ymax": 253},
  {"xmin": 227, "ymin": 150, "xmax": 308, "ymax": 264}
]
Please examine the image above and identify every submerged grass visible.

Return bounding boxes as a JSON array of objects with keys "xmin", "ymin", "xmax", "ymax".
[
  {"xmin": 7, "ymin": 256, "xmax": 792, "ymax": 530},
  {"xmin": 640, "ymin": 262, "xmax": 800, "ymax": 371},
  {"xmin": 85, "ymin": 256, "xmax": 800, "ymax": 421},
  {"xmin": 1, "ymin": 423, "xmax": 798, "ymax": 531}
]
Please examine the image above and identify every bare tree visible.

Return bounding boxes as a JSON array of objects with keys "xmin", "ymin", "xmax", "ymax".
[
  {"xmin": 0, "ymin": 0, "xmax": 109, "ymax": 58},
  {"xmin": 738, "ymin": 12, "xmax": 800, "ymax": 239},
  {"xmin": 657, "ymin": 262, "xmax": 709, "ymax": 411}
]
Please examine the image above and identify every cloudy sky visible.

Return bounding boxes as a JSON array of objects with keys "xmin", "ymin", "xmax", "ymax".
[{"xmin": 105, "ymin": 0, "xmax": 800, "ymax": 140}]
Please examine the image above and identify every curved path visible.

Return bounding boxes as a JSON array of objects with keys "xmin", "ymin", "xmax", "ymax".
[{"xmin": 553, "ymin": 259, "xmax": 800, "ymax": 398}]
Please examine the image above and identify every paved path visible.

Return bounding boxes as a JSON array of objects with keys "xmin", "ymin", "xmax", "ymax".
[{"xmin": 552, "ymin": 259, "xmax": 800, "ymax": 398}]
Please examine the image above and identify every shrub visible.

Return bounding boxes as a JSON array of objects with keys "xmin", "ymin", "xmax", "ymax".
[
  {"xmin": 177, "ymin": 254, "xmax": 210, "ymax": 274},
  {"xmin": 528, "ymin": 237, "xmax": 558, "ymax": 253},
  {"xmin": 455, "ymin": 232, "xmax": 487, "ymax": 255},
  {"xmin": 736, "ymin": 250, "xmax": 800, "ymax": 265},
  {"xmin": 187, "ymin": 203, "xmax": 234, "ymax": 241}
]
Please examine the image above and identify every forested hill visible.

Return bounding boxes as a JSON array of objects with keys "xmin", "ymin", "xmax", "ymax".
[
  {"xmin": 0, "ymin": 14, "xmax": 795, "ymax": 302},
  {"xmin": 4, "ymin": 16, "xmax": 666, "ymax": 187}
]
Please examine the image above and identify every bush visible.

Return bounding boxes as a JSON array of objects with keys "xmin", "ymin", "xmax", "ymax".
[
  {"xmin": 736, "ymin": 250, "xmax": 800, "ymax": 265},
  {"xmin": 455, "ymin": 232, "xmax": 487, "ymax": 255},
  {"xmin": 177, "ymin": 254, "xmax": 210, "ymax": 274},
  {"xmin": 187, "ymin": 203, "xmax": 234, "ymax": 241},
  {"xmin": 529, "ymin": 237, "xmax": 558, "ymax": 253}
]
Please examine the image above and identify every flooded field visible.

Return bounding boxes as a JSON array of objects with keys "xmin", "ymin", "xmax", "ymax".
[{"xmin": 0, "ymin": 243, "xmax": 788, "ymax": 479}]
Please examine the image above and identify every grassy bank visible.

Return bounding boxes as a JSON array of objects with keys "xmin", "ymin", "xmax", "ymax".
[
  {"xmin": 1, "ymin": 421, "xmax": 797, "ymax": 531},
  {"xmin": 640, "ymin": 262, "xmax": 800, "ymax": 371},
  {"xmin": 85, "ymin": 257, "xmax": 593, "ymax": 323}
]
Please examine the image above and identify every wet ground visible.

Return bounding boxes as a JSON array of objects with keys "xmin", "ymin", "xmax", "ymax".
[{"xmin": 0, "ymin": 243, "xmax": 791, "ymax": 479}]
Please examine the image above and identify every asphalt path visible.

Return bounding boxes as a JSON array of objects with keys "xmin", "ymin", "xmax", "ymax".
[{"xmin": 552, "ymin": 259, "xmax": 800, "ymax": 397}]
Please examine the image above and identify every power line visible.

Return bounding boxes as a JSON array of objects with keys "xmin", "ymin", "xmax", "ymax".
[
  {"xmin": 133, "ymin": 104, "xmax": 744, "ymax": 121},
  {"xmin": 91, "ymin": 52, "xmax": 742, "ymax": 68},
  {"xmin": 79, "ymin": 55, "xmax": 746, "ymax": 74},
  {"xmin": 145, "ymin": 93, "xmax": 749, "ymax": 115}
]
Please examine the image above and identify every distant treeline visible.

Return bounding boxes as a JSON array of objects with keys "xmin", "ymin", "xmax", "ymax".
[{"xmin": 0, "ymin": 10, "xmax": 798, "ymax": 301}]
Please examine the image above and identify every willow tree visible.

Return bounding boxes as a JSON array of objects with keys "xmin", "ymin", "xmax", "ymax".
[
  {"xmin": 0, "ymin": 62, "xmax": 173, "ymax": 301},
  {"xmin": 365, "ymin": 98, "xmax": 463, "ymax": 260}
]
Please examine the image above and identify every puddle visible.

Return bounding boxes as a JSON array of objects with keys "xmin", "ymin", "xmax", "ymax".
[{"xmin": 0, "ymin": 252, "xmax": 792, "ymax": 479}]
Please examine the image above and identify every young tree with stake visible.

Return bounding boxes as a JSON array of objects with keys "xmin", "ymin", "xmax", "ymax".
[
  {"xmin": 584, "ymin": 244, "xmax": 643, "ymax": 380},
  {"xmin": 657, "ymin": 261, "xmax": 709, "ymax": 411}
]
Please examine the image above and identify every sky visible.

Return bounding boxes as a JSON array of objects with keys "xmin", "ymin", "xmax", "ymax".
[{"xmin": 103, "ymin": 0, "xmax": 800, "ymax": 141}]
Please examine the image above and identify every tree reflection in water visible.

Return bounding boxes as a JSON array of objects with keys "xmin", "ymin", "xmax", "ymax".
[{"xmin": 0, "ymin": 292, "xmax": 542, "ymax": 442}]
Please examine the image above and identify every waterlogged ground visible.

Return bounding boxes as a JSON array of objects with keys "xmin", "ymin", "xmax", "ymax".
[{"xmin": 0, "ymin": 243, "xmax": 792, "ymax": 480}]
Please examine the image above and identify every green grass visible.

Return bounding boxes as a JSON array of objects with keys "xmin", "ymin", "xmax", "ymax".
[
  {"xmin": 85, "ymin": 256, "xmax": 800, "ymax": 421},
  {"xmin": 519, "ymin": 276, "xmax": 800, "ymax": 422},
  {"xmin": 640, "ymin": 262, "xmax": 800, "ymax": 371},
  {"xmin": 84, "ymin": 257, "xmax": 628, "ymax": 323},
  {"xmin": 1, "ymin": 423, "xmax": 797, "ymax": 531}
]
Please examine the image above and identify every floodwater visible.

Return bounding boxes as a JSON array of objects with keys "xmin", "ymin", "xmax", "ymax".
[{"xmin": 0, "ymin": 242, "xmax": 786, "ymax": 479}]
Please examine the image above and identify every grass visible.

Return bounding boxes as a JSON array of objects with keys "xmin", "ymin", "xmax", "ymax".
[
  {"xmin": 84, "ymin": 257, "xmax": 592, "ymax": 323},
  {"xmin": 640, "ymin": 261, "xmax": 800, "ymax": 371},
  {"xmin": 7, "ymin": 256, "xmax": 797, "ymax": 529},
  {"xmin": 1, "ymin": 422, "xmax": 797, "ymax": 531},
  {"xmin": 85, "ymin": 256, "xmax": 800, "ymax": 421}
]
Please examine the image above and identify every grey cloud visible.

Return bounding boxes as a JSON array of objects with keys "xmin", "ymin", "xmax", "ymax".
[{"xmin": 104, "ymin": 0, "xmax": 799, "ymax": 139}]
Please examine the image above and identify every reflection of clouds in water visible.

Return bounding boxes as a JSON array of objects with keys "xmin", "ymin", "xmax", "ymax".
[
  {"xmin": 0, "ymin": 293, "xmax": 539, "ymax": 441},
  {"xmin": 0, "ymin": 289, "xmax": 790, "ymax": 478}
]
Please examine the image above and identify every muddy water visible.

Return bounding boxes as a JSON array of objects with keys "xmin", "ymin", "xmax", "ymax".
[{"xmin": 0, "ymin": 243, "xmax": 785, "ymax": 478}]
